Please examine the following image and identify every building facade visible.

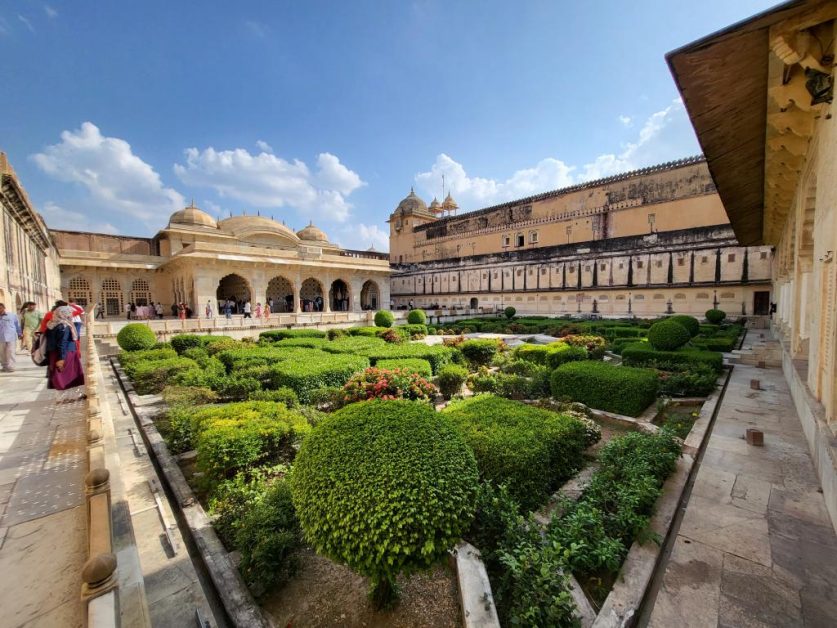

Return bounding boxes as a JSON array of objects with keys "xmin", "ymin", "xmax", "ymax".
[
  {"xmin": 389, "ymin": 158, "xmax": 772, "ymax": 316},
  {"xmin": 0, "ymin": 153, "xmax": 62, "ymax": 312},
  {"xmin": 53, "ymin": 205, "xmax": 390, "ymax": 318}
]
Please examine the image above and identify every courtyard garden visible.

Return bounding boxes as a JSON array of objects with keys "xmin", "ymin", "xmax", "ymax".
[{"xmin": 115, "ymin": 307, "xmax": 742, "ymax": 626}]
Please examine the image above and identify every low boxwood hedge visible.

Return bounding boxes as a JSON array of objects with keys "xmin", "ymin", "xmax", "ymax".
[
  {"xmin": 375, "ymin": 358, "xmax": 433, "ymax": 378},
  {"xmin": 116, "ymin": 323, "xmax": 157, "ymax": 351},
  {"xmin": 259, "ymin": 329, "xmax": 327, "ymax": 342},
  {"xmin": 690, "ymin": 336, "xmax": 737, "ymax": 352},
  {"xmin": 361, "ymin": 343, "xmax": 455, "ymax": 374},
  {"xmin": 171, "ymin": 334, "xmax": 204, "ymax": 354},
  {"xmin": 131, "ymin": 357, "xmax": 200, "ymax": 395},
  {"xmin": 119, "ymin": 347, "xmax": 178, "ymax": 376},
  {"xmin": 443, "ymin": 395, "xmax": 588, "ymax": 511},
  {"xmin": 346, "ymin": 326, "xmax": 385, "ymax": 337},
  {"xmin": 268, "ymin": 352, "xmax": 369, "ymax": 403},
  {"xmin": 460, "ymin": 339, "xmax": 501, "ymax": 367},
  {"xmin": 550, "ymin": 361, "xmax": 658, "ymax": 417},
  {"xmin": 621, "ymin": 343, "xmax": 724, "ymax": 372},
  {"xmin": 514, "ymin": 342, "xmax": 587, "ymax": 368}
]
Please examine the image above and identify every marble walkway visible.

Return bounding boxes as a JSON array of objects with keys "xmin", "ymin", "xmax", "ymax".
[
  {"xmin": 0, "ymin": 352, "xmax": 87, "ymax": 628},
  {"xmin": 647, "ymin": 356, "xmax": 837, "ymax": 627}
]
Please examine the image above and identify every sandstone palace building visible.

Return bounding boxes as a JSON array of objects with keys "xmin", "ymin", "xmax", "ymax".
[{"xmin": 388, "ymin": 157, "xmax": 773, "ymax": 317}]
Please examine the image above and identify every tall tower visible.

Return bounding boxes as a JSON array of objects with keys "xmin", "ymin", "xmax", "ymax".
[{"xmin": 387, "ymin": 188, "xmax": 437, "ymax": 264}]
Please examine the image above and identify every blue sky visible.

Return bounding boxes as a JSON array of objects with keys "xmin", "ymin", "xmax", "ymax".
[{"xmin": 1, "ymin": 0, "xmax": 776, "ymax": 251}]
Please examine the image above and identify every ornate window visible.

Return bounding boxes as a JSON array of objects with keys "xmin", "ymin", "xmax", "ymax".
[
  {"xmin": 101, "ymin": 278, "xmax": 124, "ymax": 316},
  {"xmin": 67, "ymin": 277, "xmax": 92, "ymax": 308},
  {"xmin": 130, "ymin": 278, "xmax": 152, "ymax": 306}
]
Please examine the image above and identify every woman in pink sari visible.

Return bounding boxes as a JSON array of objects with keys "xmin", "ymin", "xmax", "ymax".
[{"xmin": 45, "ymin": 306, "xmax": 85, "ymax": 391}]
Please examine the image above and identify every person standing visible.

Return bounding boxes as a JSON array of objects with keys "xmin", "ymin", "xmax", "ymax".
[
  {"xmin": 95, "ymin": 303, "xmax": 105, "ymax": 319},
  {"xmin": 268, "ymin": 297, "xmax": 274, "ymax": 313},
  {"xmin": 45, "ymin": 306, "xmax": 85, "ymax": 391},
  {"xmin": 254, "ymin": 302, "xmax": 262, "ymax": 319},
  {"xmin": 178, "ymin": 303, "xmax": 186, "ymax": 320},
  {"xmin": 126, "ymin": 301, "xmax": 133, "ymax": 320},
  {"xmin": 262, "ymin": 301, "xmax": 270, "ymax": 322},
  {"xmin": 205, "ymin": 300, "xmax": 213, "ymax": 319},
  {"xmin": 0, "ymin": 303, "xmax": 22, "ymax": 372},
  {"xmin": 21, "ymin": 302, "xmax": 43, "ymax": 352},
  {"xmin": 155, "ymin": 302, "xmax": 163, "ymax": 319},
  {"xmin": 68, "ymin": 298, "xmax": 84, "ymax": 338},
  {"xmin": 223, "ymin": 300, "xmax": 233, "ymax": 319},
  {"xmin": 243, "ymin": 300, "xmax": 252, "ymax": 319}
]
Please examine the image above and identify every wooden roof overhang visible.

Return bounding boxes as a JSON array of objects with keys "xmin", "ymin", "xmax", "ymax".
[{"xmin": 666, "ymin": 0, "xmax": 827, "ymax": 246}]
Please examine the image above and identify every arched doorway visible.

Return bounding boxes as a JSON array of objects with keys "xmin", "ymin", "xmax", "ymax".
[
  {"xmin": 300, "ymin": 278, "xmax": 324, "ymax": 312},
  {"xmin": 101, "ymin": 278, "xmax": 124, "ymax": 317},
  {"xmin": 68, "ymin": 277, "xmax": 92, "ymax": 309},
  {"xmin": 360, "ymin": 280, "xmax": 379, "ymax": 311},
  {"xmin": 330, "ymin": 279, "xmax": 350, "ymax": 312},
  {"xmin": 470, "ymin": 297, "xmax": 478, "ymax": 310},
  {"xmin": 217, "ymin": 274, "xmax": 252, "ymax": 313},
  {"xmin": 266, "ymin": 276, "xmax": 294, "ymax": 313}
]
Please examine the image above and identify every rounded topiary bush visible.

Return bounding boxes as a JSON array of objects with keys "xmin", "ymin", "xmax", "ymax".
[
  {"xmin": 290, "ymin": 400, "xmax": 478, "ymax": 607},
  {"xmin": 374, "ymin": 309, "xmax": 395, "ymax": 328},
  {"xmin": 437, "ymin": 364, "xmax": 468, "ymax": 399},
  {"xmin": 504, "ymin": 306, "xmax": 516, "ymax": 320},
  {"xmin": 406, "ymin": 309, "xmax": 427, "ymax": 325},
  {"xmin": 116, "ymin": 323, "xmax": 157, "ymax": 351},
  {"xmin": 667, "ymin": 315, "xmax": 700, "ymax": 337},
  {"xmin": 647, "ymin": 320, "xmax": 691, "ymax": 351},
  {"xmin": 705, "ymin": 309, "xmax": 727, "ymax": 324}
]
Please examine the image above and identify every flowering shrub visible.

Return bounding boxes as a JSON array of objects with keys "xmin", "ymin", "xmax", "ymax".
[
  {"xmin": 560, "ymin": 334, "xmax": 606, "ymax": 359},
  {"xmin": 341, "ymin": 367, "xmax": 437, "ymax": 403},
  {"xmin": 379, "ymin": 328, "xmax": 403, "ymax": 343},
  {"xmin": 442, "ymin": 335, "xmax": 465, "ymax": 348}
]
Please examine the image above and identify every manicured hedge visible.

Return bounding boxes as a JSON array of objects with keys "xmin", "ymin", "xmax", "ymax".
[
  {"xmin": 437, "ymin": 364, "xmax": 468, "ymax": 399},
  {"xmin": 375, "ymin": 358, "xmax": 433, "ymax": 378},
  {"xmin": 621, "ymin": 343, "xmax": 724, "ymax": 373},
  {"xmin": 514, "ymin": 342, "xmax": 587, "ymax": 368},
  {"xmin": 667, "ymin": 315, "xmax": 700, "ymax": 337},
  {"xmin": 361, "ymin": 343, "xmax": 455, "ymax": 374},
  {"xmin": 550, "ymin": 361, "xmax": 658, "ymax": 417},
  {"xmin": 171, "ymin": 334, "xmax": 204, "ymax": 354},
  {"xmin": 690, "ymin": 336, "xmax": 737, "ymax": 352},
  {"xmin": 460, "ymin": 339, "xmax": 501, "ymax": 366},
  {"xmin": 374, "ymin": 310, "xmax": 395, "ymax": 328},
  {"xmin": 705, "ymin": 309, "xmax": 727, "ymax": 324},
  {"xmin": 398, "ymin": 324, "xmax": 428, "ymax": 338},
  {"xmin": 269, "ymin": 352, "xmax": 369, "ymax": 403},
  {"xmin": 346, "ymin": 326, "xmax": 385, "ymax": 337},
  {"xmin": 116, "ymin": 323, "xmax": 157, "ymax": 351},
  {"xmin": 216, "ymin": 346, "xmax": 312, "ymax": 371},
  {"xmin": 259, "ymin": 329, "xmax": 327, "ymax": 341},
  {"xmin": 119, "ymin": 347, "xmax": 178, "ymax": 376},
  {"xmin": 648, "ymin": 320, "xmax": 691, "ymax": 350},
  {"xmin": 603, "ymin": 326, "xmax": 645, "ymax": 339},
  {"xmin": 131, "ymin": 357, "xmax": 200, "ymax": 395},
  {"xmin": 407, "ymin": 309, "xmax": 427, "ymax": 325},
  {"xmin": 443, "ymin": 395, "xmax": 588, "ymax": 511},
  {"xmin": 291, "ymin": 400, "xmax": 478, "ymax": 606},
  {"xmin": 185, "ymin": 402, "xmax": 310, "ymax": 486},
  {"xmin": 275, "ymin": 337, "xmax": 329, "ymax": 349},
  {"xmin": 319, "ymin": 336, "xmax": 387, "ymax": 355}
]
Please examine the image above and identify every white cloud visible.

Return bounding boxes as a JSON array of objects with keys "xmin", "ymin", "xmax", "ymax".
[
  {"xmin": 244, "ymin": 20, "xmax": 268, "ymax": 38},
  {"xmin": 618, "ymin": 114, "xmax": 633, "ymax": 127},
  {"xmin": 18, "ymin": 14, "xmax": 34, "ymax": 32},
  {"xmin": 256, "ymin": 140, "xmax": 273, "ymax": 153},
  {"xmin": 32, "ymin": 122, "xmax": 185, "ymax": 224},
  {"xmin": 40, "ymin": 202, "xmax": 119, "ymax": 234},
  {"xmin": 415, "ymin": 98, "xmax": 699, "ymax": 211},
  {"xmin": 44, "ymin": 5, "xmax": 58, "ymax": 18},
  {"xmin": 173, "ymin": 147, "xmax": 365, "ymax": 222},
  {"xmin": 335, "ymin": 223, "xmax": 389, "ymax": 252}
]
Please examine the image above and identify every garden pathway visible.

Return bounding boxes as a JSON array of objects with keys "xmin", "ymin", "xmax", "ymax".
[
  {"xmin": 0, "ymin": 352, "xmax": 87, "ymax": 628},
  {"xmin": 646, "ymin": 359, "xmax": 837, "ymax": 627}
]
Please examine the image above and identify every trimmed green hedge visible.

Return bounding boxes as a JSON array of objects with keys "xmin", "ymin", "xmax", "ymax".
[
  {"xmin": 291, "ymin": 400, "xmax": 478, "ymax": 606},
  {"xmin": 407, "ymin": 309, "xmax": 427, "ymax": 325},
  {"xmin": 375, "ymin": 358, "xmax": 433, "ymax": 378},
  {"xmin": 171, "ymin": 334, "xmax": 204, "ymax": 354},
  {"xmin": 705, "ymin": 309, "xmax": 727, "ymax": 324},
  {"xmin": 399, "ymin": 324, "xmax": 428, "ymax": 338},
  {"xmin": 443, "ymin": 395, "xmax": 588, "ymax": 511},
  {"xmin": 648, "ymin": 320, "xmax": 691, "ymax": 350},
  {"xmin": 119, "ymin": 347, "xmax": 178, "ymax": 376},
  {"xmin": 514, "ymin": 342, "xmax": 587, "ymax": 368},
  {"xmin": 131, "ymin": 357, "xmax": 199, "ymax": 395},
  {"xmin": 621, "ymin": 343, "xmax": 724, "ymax": 372},
  {"xmin": 259, "ymin": 329, "xmax": 327, "ymax": 341},
  {"xmin": 690, "ymin": 336, "xmax": 737, "ymax": 352},
  {"xmin": 374, "ymin": 310, "xmax": 395, "ymax": 328},
  {"xmin": 437, "ymin": 364, "xmax": 468, "ymax": 399},
  {"xmin": 361, "ymin": 343, "xmax": 455, "ymax": 374},
  {"xmin": 275, "ymin": 337, "xmax": 329, "ymax": 349},
  {"xmin": 269, "ymin": 352, "xmax": 369, "ymax": 403},
  {"xmin": 346, "ymin": 326, "xmax": 385, "ymax": 337},
  {"xmin": 550, "ymin": 361, "xmax": 658, "ymax": 417},
  {"xmin": 116, "ymin": 323, "xmax": 157, "ymax": 351},
  {"xmin": 460, "ymin": 339, "xmax": 501, "ymax": 367},
  {"xmin": 667, "ymin": 315, "xmax": 700, "ymax": 337}
]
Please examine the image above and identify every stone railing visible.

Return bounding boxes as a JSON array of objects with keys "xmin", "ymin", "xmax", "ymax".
[{"xmin": 81, "ymin": 307, "xmax": 120, "ymax": 626}]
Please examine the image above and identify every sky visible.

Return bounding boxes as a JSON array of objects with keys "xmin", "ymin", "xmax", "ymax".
[{"xmin": 1, "ymin": 0, "xmax": 778, "ymax": 251}]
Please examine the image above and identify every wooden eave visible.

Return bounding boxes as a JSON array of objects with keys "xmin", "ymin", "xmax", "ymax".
[{"xmin": 666, "ymin": 0, "xmax": 817, "ymax": 246}]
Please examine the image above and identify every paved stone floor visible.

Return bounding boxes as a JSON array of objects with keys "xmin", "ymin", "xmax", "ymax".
[
  {"xmin": 0, "ymin": 352, "xmax": 87, "ymax": 628},
  {"xmin": 648, "ymin": 357, "xmax": 837, "ymax": 627}
]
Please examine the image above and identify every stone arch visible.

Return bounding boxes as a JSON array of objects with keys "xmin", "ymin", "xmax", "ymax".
[
  {"xmin": 470, "ymin": 297, "xmax": 479, "ymax": 309},
  {"xmin": 67, "ymin": 276, "xmax": 92, "ymax": 309},
  {"xmin": 217, "ymin": 274, "xmax": 252, "ymax": 313},
  {"xmin": 300, "ymin": 278, "xmax": 324, "ymax": 312},
  {"xmin": 266, "ymin": 275, "xmax": 294, "ymax": 312},
  {"xmin": 360, "ymin": 280, "xmax": 380, "ymax": 310},
  {"xmin": 101, "ymin": 277, "xmax": 124, "ymax": 317},
  {"xmin": 329, "ymin": 279, "xmax": 351, "ymax": 312},
  {"xmin": 130, "ymin": 278, "xmax": 152, "ymax": 306}
]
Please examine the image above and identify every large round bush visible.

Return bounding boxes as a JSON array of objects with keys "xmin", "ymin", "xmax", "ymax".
[
  {"xmin": 374, "ymin": 309, "xmax": 395, "ymax": 328},
  {"xmin": 291, "ymin": 400, "xmax": 478, "ymax": 607},
  {"xmin": 667, "ymin": 315, "xmax": 700, "ymax": 337},
  {"xmin": 504, "ymin": 306, "xmax": 516, "ymax": 320},
  {"xmin": 647, "ymin": 320, "xmax": 691, "ymax": 351},
  {"xmin": 406, "ymin": 309, "xmax": 427, "ymax": 325},
  {"xmin": 117, "ymin": 323, "xmax": 157, "ymax": 351},
  {"xmin": 705, "ymin": 309, "xmax": 727, "ymax": 324}
]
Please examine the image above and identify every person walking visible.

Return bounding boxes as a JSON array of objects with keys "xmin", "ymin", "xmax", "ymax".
[
  {"xmin": 243, "ymin": 300, "xmax": 252, "ymax": 319},
  {"xmin": 126, "ymin": 301, "xmax": 133, "ymax": 320},
  {"xmin": 45, "ymin": 305, "xmax": 85, "ymax": 391},
  {"xmin": 68, "ymin": 298, "xmax": 84, "ymax": 338},
  {"xmin": 205, "ymin": 300, "xmax": 213, "ymax": 319},
  {"xmin": 254, "ymin": 302, "xmax": 262, "ymax": 319},
  {"xmin": 0, "ymin": 303, "xmax": 22, "ymax": 372},
  {"xmin": 95, "ymin": 303, "xmax": 105, "ymax": 320},
  {"xmin": 262, "ymin": 301, "xmax": 270, "ymax": 322},
  {"xmin": 21, "ymin": 302, "xmax": 42, "ymax": 352},
  {"xmin": 223, "ymin": 299, "xmax": 233, "ymax": 319}
]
